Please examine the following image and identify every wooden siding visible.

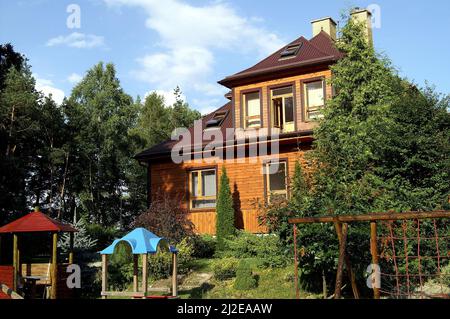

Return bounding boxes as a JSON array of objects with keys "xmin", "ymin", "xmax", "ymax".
[
  {"xmin": 233, "ymin": 68, "xmax": 332, "ymax": 131},
  {"xmin": 150, "ymin": 145, "xmax": 312, "ymax": 234}
]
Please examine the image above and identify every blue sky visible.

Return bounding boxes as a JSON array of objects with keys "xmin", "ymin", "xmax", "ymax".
[{"xmin": 1, "ymin": 0, "xmax": 449, "ymax": 114}]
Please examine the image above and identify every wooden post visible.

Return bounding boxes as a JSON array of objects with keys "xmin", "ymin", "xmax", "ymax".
[
  {"xmin": 69, "ymin": 232, "xmax": 74, "ymax": 264},
  {"xmin": 50, "ymin": 232, "xmax": 58, "ymax": 299},
  {"xmin": 12, "ymin": 234, "xmax": 18, "ymax": 290},
  {"xmin": 293, "ymin": 224, "xmax": 299, "ymax": 299},
  {"xmin": 334, "ymin": 222, "xmax": 348, "ymax": 299},
  {"xmin": 322, "ymin": 270, "xmax": 327, "ymax": 299},
  {"xmin": 101, "ymin": 254, "xmax": 108, "ymax": 299},
  {"xmin": 370, "ymin": 221, "xmax": 380, "ymax": 299},
  {"xmin": 334, "ymin": 222, "xmax": 360, "ymax": 299},
  {"xmin": 142, "ymin": 253, "xmax": 148, "ymax": 297},
  {"xmin": 172, "ymin": 252, "xmax": 178, "ymax": 297},
  {"xmin": 133, "ymin": 254, "xmax": 139, "ymax": 292}
]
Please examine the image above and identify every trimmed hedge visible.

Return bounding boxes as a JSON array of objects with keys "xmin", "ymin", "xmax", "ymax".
[
  {"xmin": 212, "ymin": 258, "xmax": 239, "ymax": 280},
  {"xmin": 234, "ymin": 260, "xmax": 257, "ymax": 290}
]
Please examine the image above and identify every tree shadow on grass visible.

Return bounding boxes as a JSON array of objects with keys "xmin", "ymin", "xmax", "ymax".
[{"xmin": 180, "ymin": 282, "xmax": 215, "ymax": 299}]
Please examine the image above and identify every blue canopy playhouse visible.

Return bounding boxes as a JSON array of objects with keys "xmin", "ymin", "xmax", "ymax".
[{"xmin": 99, "ymin": 228, "xmax": 178, "ymax": 299}]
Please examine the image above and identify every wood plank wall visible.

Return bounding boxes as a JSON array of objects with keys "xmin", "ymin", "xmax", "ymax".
[{"xmin": 150, "ymin": 145, "xmax": 312, "ymax": 234}]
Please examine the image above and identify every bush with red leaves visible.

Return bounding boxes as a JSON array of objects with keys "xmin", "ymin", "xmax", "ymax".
[{"xmin": 133, "ymin": 192, "xmax": 195, "ymax": 243}]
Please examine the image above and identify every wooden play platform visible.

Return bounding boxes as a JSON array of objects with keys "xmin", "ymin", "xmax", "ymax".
[{"xmin": 0, "ymin": 210, "xmax": 78, "ymax": 299}]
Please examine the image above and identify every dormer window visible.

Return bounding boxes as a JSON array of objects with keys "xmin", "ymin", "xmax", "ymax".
[
  {"xmin": 205, "ymin": 111, "xmax": 228, "ymax": 129},
  {"xmin": 279, "ymin": 43, "xmax": 302, "ymax": 59}
]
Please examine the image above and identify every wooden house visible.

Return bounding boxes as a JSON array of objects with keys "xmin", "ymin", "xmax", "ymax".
[{"xmin": 135, "ymin": 10, "xmax": 373, "ymax": 234}]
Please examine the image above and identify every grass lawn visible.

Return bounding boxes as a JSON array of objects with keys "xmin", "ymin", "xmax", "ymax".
[
  {"xmin": 178, "ymin": 258, "xmax": 321, "ymax": 299},
  {"xmin": 103, "ymin": 258, "xmax": 323, "ymax": 299}
]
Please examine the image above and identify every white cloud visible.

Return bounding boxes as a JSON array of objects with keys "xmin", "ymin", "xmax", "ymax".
[
  {"xmin": 67, "ymin": 73, "xmax": 83, "ymax": 84},
  {"xmin": 144, "ymin": 89, "xmax": 186, "ymax": 107},
  {"xmin": 192, "ymin": 98, "xmax": 222, "ymax": 116},
  {"xmin": 134, "ymin": 46, "xmax": 213, "ymax": 90},
  {"xmin": 193, "ymin": 83, "xmax": 228, "ymax": 97},
  {"xmin": 46, "ymin": 32, "xmax": 105, "ymax": 49},
  {"xmin": 34, "ymin": 75, "xmax": 65, "ymax": 105},
  {"xmin": 103, "ymin": 0, "xmax": 284, "ymax": 103}
]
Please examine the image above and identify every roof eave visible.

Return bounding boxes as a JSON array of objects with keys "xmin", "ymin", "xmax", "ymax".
[
  {"xmin": 135, "ymin": 130, "xmax": 315, "ymax": 162},
  {"xmin": 218, "ymin": 56, "xmax": 337, "ymax": 88}
]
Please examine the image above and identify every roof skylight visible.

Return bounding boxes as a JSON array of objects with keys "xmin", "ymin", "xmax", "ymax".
[
  {"xmin": 279, "ymin": 43, "xmax": 302, "ymax": 59},
  {"xmin": 205, "ymin": 111, "xmax": 228, "ymax": 129}
]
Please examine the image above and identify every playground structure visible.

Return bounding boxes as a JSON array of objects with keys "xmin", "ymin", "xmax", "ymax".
[
  {"xmin": 100, "ymin": 228, "xmax": 178, "ymax": 299},
  {"xmin": 289, "ymin": 210, "xmax": 450, "ymax": 299},
  {"xmin": 0, "ymin": 210, "xmax": 78, "ymax": 299}
]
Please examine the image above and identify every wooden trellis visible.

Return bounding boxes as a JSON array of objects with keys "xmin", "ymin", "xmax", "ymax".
[{"xmin": 289, "ymin": 211, "xmax": 450, "ymax": 299}]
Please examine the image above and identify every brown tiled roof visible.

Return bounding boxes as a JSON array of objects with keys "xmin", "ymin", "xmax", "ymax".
[
  {"xmin": 309, "ymin": 31, "xmax": 344, "ymax": 58},
  {"xmin": 135, "ymin": 31, "xmax": 340, "ymax": 161},
  {"xmin": 135, "ymin": 102, "xmax": 233, "ymax": 160},
  {"xmin": 218, "ymin": 31, "xmax": 341, "ymax": 88}
]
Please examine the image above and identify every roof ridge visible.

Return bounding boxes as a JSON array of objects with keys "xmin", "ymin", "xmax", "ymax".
[
  {"xmin": 309, "ymin": 31, "xmax": 336, "ymax": 56},
  {"xmin": 235, "ymin": 35, "xmax": 309, "ymax": 76},
  {"xmin": 228, "ymin": 35, "xmax": 331, "ymax": 79}
]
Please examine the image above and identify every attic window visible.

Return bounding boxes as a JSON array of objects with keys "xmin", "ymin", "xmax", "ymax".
[
  {"xmin": 205, "ymin": 111, "xmax": 228, "ymax": 129},
  {"xmin": 279, "ymin": 43, "xmax": 302, "ymax": 59}
]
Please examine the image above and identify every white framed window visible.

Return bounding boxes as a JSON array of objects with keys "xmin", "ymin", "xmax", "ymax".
[
  {"xmin": 264, "ymin": 161, "xmax": 288, "ymax": 202},
  {"xmin": 304, "ymin": 80, "xmax": 325, "ymax": 120},
  {"xmin": 189, "ymin": 169, "xmax": 217, "ymax": 209},
  {"xmin": 243, "ymin": 92, "xmax": 261, "ymax": 128},
  {"xmin": 271, "ymin": 86, "xmax": 295, "ymax": 133}
]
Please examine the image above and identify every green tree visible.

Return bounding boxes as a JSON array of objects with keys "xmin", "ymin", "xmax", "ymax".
[
  {"xmin": 170, "ymin": 86, "xmax": 201, "ymax": 128},
  {"xmin": 216, "ymin": 166, "xmax": 235, "ymax": 250},
  {"xmin": 310, "ymin": 16, "xmax": 402, "ymax": 217},
  {"xmin": 297, "ymin": 13, "xmax": 449, "ymax": 294},
  {"xmin": 59, "ymin": 217, "xmax": 98, "ymax": 253},
  {"xmin": 290, "ymin": 161, "xmax": 309, "ymax": 215},
  {"xmin": 64, "ymin": 62, "xmax": 138, "ymax": 226},
  {"xmin": 128, "ymin": 88, "xmax": 202, "ymax": 221},
  {"xmin": 0, "ymin": 43, "xmax": 24, "ymax": 90},
  {"xmin": 130, "ymin": 92, "xmax": 171, "ymax": 148},
  {"xmin": 0, "ymin": 64, "xmax": 41, "ymax": 222}
]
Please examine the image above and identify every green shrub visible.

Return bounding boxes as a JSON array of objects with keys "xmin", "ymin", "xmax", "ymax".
[
  {"xmin": 234, "ymin": 260, "xmax": 257, "ymax": 290},
  {"xmin": 108, "ymin": 262, "xmax": 134, "ymax": 290},
  {"xmin": 108, "ymin": 241, "xmax": 135, "ymax": 290},
  {"xmin": 259, "ymin": 254, "xmax": 288, "ymax": 269},
  {"xmin": 191, "ymin": 235, "xmax": 216, "ymax": 258},
  {"xmin": 148, "ymin": 237, "xmax": 194, "ymax": 280},
  {"xmin": 217, "ymin": 231, "xmax": 288, "ymax": 268},
  {"xmin": 212, "ymin": 258, "xmax": 239, "ymax": 280}
]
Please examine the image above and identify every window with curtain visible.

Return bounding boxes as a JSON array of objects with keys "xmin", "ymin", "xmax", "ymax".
[
  {"xmin": 305, "ymin": 80, "xmax": 325, "ymax": 120},
  {"xmin": 244, "ymin": 92, "xmax": 261, "ymax": 128},
  {"xmin": 189, "ymin": 169, "xmax": 217, "ymax": 209},
  {"xmin": 264, "ymin": 161, "xmax": 288, "ymax": 203}
]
